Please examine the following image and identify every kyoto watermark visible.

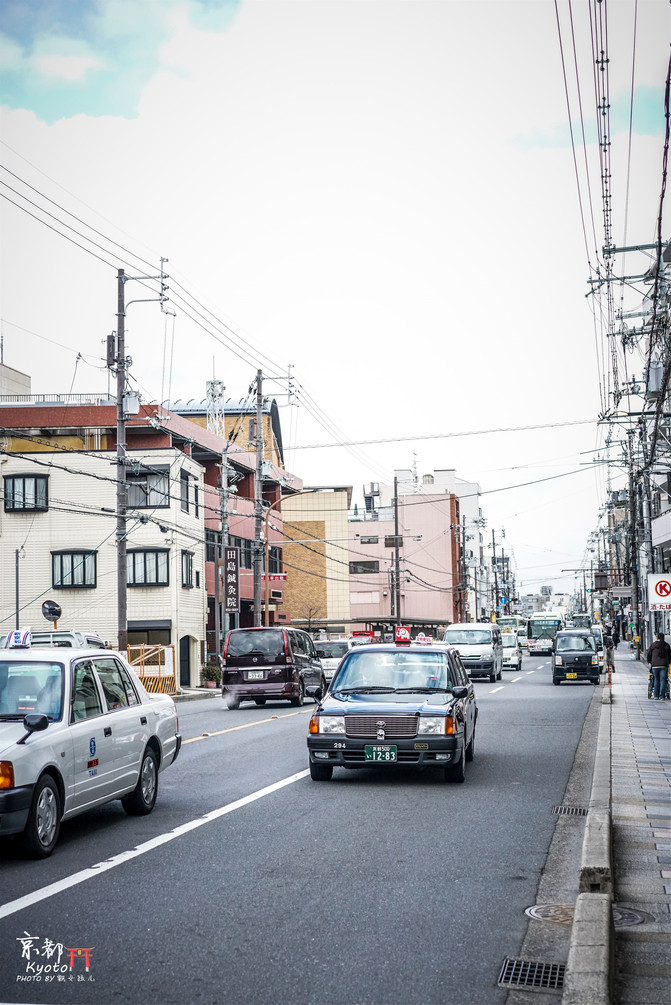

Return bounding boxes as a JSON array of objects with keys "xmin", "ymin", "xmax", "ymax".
[{"xmin": 15, "ymin": 931, "xmax": 95, "ymax": 983}]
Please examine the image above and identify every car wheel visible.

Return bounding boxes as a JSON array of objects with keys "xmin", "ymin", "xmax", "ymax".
[
  {"xmin": 497, "ymin": 668, "xmax": 502, "ymax": 681},
  {"xmin": 489, "ymin": 671, "xmax": 496, "ymax": 682},
  {"xmin": 24, "ymin": 773, "xmax": 61, "ymax": 858},
  {"xmin": 444, "ymin": 742, "xmax": 466, "ymax": 783},
  {"xmin": 319, "ymin": 675, "xmax": 327, "ymax": 699},
  {"xmin": 466, "ymin": 727, "xmax": 475, "ymax": 762},
  {"xmin": 254, "ymin": 698, "xmax": 266, "ymax": 706},
  {"xmin": 553, "ymin": 677, "xmax": 560, "ymax": 686},
  {"xmin": 290, "ymin": 680, "xmax": 305, "ymax": 707},
  {"xmin": 122, "ymin": 747, "xmax": 158, "ymax": 816},
  {"xmin": 309, "ymin": 761, "xmax": 333, "ymax": 781}
]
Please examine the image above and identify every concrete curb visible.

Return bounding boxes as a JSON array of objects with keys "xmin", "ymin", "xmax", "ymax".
[{"xmin": 562, "ymin": 686, "xmax": 613, "ymax": 1005}]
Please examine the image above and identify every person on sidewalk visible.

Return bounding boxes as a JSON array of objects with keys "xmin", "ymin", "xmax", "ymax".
[
  {"xmin": 646, "ymin": 632, "xmax": 671, "ymax": 700},
  {"xmin": 604, "ymin": 628, "xmax": 615, "ymax": 672}
]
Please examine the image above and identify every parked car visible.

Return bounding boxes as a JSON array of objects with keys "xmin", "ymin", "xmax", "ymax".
[
  {"xmin": 591, "ymin": 626, "xmax": 605, "ymax": 672},
  {"xmin": 221, "ymin": 627, "xmax": 326, "ymax": 709},
  {"xmin": 442, "ymin": 622, "xmax": 503, "ymax": 682},
  {"xmin": 0, "ymin": 642, "xmax": 181, "ymax": 857},
  {"xmin": 0, "ymin": 629, "xmax": 108, "ymax": 650},
  {"xmin": 307, "ymin": 642, "xmax": 477, "ymax": 783},
  {"xmin": 314, "ymin": 637, "xmax": 371, "ymax": 681},
  {"xmin": 502, "ymin": 632, "xmax": 522, "ymax": 671},
  {"xmin": 552, "ymin": 629, "xmax": 599, "ymax": 686}
]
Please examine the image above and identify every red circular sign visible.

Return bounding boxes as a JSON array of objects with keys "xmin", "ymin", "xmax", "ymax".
[{"xmin": 655, "ymin": 580, "xmax": 671, "ymax": 597}]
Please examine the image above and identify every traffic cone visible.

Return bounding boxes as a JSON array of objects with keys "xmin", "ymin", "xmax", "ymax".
[{"xmin": 607, "ymin": 667, "xmax": 612, "ymax": 686}]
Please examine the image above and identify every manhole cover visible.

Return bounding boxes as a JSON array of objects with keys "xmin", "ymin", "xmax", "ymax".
[
  {"xmin": 525, "ymin": 904, "xmax": 652, "ymax": 928},
  {"xmin": 612, "ymin": 906, "xmax": 653, "ymax": 927},
  {"xmin": 525, "ymin": 904, "xmax": 574, "ymax": 925}
]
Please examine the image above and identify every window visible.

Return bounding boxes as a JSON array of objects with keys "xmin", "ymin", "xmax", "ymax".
[
  {"xmin": 4, "ymin": 474, "xmax": 48, "ymax": 512},
  {"xmin": 269, "ymin": 546, "xmax": 282, "ymax": 575},
  {"xmin": 206, "ymin": 530, "xmax": 218, "ymax": 563},
  {"xmin": 71, "ymin": 660, "xmax": 103, "ymax": 721},
  {"xmin": 94, "ymin": 658, "xmax": 130, "ymax": 709},
  {"xmin": 360, "ymin": 536, "xmax": 378, "ymax": 545},
  {"xmin": 194, "ymin": 484, "xmax": 199, "ymax": 518},
  {"xmin": 349, "ymin": 560, "xmax": 379, "ymax": 574},
  {"xmin": 182, "ymin": 550, "xmax": 194, "ymax": 588},
  {"xmin": 195, "ymin": 570, "xmax": 200, "ymax": 589},
  {"xmin": 180, "ymin": 470, "xmax": 189, "ymax": 513},
  {"xmin": 127, "ymin": 469, "xmax": 169, "ymax": 508},
  {"xmin": 231, "ymin": 536, "xmax": 253, "ymax": 569},
  {"xmin": 127, "ymin": 549, "xmax": 169, "ymax": 587},
  {"xmin": 52, "ymin": 551, "xmax": 97, "ymax": 589}
]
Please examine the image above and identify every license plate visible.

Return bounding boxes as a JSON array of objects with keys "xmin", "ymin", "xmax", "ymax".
[
  {"xmin": 566, "ymin": 672, "xmax": 578, "ymax": 679},
  {"xmin": 364, "ymin": 745, "xmax": 397, "ymax": 762},
  {"xmin": 247, "ymin": 670, "xmax": 264, "ymax": 680}
]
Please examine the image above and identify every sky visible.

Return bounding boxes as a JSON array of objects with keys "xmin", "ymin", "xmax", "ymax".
[{"xmin": 0, "ymin": 0, "xmax": 669, "ymax": 599}]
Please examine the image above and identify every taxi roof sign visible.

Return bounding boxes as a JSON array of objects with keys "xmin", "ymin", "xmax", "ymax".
[
  {"xmin": 395, "ymin": 626, "xmax": 412, "ymax": 645},
  {"xmin": 6, "ymin": 628, "xmax": 32, "ymax": 648}
]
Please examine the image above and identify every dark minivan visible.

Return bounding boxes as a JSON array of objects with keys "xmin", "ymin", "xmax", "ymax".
[
  {"xmin": 552, "ymin": 629, "xmax": 599, "ymax": 686},
  {"xmin": 221, "ymin": 627, "xmax": 326, "ymax": 709}
]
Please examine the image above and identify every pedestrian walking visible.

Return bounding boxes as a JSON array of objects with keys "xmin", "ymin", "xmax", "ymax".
[
  {"xmin": 613, "ymin": 625, "xmax": 620, "ymax": 647},
  {"xmin": 604, "ymin": 629, "xmax": 615, "ymax": 672},
  {"xmin": 646, "ymin": 632, "xmax": 671, "ymax": 700}
]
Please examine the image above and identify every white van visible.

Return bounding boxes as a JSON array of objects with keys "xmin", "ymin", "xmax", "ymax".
[{"xmin": 442, "ymin": 622, "xmax": 503, "ymax": 682}]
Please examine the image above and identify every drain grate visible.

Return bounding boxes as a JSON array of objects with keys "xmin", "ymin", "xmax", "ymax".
[
  {"xmin": 552, "ymin": 804, "xmax": 588, "ymax": 816},
  {"xmin": 498, "ymin": 958, "xmax": 565, "ymax": 990}
]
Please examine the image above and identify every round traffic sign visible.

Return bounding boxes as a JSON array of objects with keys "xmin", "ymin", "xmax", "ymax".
[{"xmin": 42, "ymin": 600, "xmax": 62, "ymax": 621}]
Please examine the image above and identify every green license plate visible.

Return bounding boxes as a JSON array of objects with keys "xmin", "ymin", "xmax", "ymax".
[
  {"xmin": 364, "ymin": 745, "xmax": 397, "ymax": 762},
  {"xmin": 566, "ymin": 672, "xmax": 578, "ymax": 679}
]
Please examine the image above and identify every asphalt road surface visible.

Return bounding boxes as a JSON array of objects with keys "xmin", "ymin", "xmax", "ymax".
[{"xmin": 0, "ymin": 654, "xmax": 596, "ymax": 1005}]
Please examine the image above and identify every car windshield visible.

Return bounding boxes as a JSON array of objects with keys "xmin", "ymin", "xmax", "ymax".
[
  {"xmin": 316, "ymin": 642, "xmax": 349, "ymax": 659},
  {"xmin": 502, "ymin": 635, "xmax": 517, "ymax": 648},
  {"xmin": 444, "ymin": 630, "xmax": 491, "ymax": 645},
  {"xmin": 226, "ymin": 630, "xmax": 285, "ymax": 658},
  {"xmin": 556, "ymin": 635, "xmax": 595, "ymax": 652},
  {"xmin": 0, "ymin": 661, "xmax": 64, "ymax": 719},
  {"xmin": 334, "ymin": 649, "xmax": 453, "ymax": 692}
]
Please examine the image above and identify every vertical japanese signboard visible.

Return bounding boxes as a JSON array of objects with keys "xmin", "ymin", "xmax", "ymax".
[{"xmin": 220, "ymin": 546, "xmax": 240, "ymax": 614}]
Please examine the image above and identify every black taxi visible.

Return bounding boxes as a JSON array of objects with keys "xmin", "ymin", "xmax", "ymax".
[{"xmin": 307, "ymin": 641, "xmax": 477, "ymax": 783}]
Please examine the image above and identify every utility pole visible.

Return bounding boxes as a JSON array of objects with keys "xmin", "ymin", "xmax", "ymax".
[
  {"xmin": 116, "ymin": 269, "xmax": 128, "ymax": 653},
  {"xmin": 461, "ymin": 515, "xmax": 468, "ymax": 621},
  {"xmin": 394, "ymin": 475, "xmax": 401, "ymax": 626},
  {"xmin": 491, "ymin": 529, "xmax": 499, "ymax": 618},
  {"xmin": 627, "ymin": 430, "xmax": 641, "ymax": 659},
  {"xmin": 253, "ymin": 370, "xmax": 264, "ymax": 627}
]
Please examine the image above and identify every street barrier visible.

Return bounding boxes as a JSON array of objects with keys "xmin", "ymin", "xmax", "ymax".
[{"xmin": 127, "ymin": 644, "xmax": 178, "ymax": 695}]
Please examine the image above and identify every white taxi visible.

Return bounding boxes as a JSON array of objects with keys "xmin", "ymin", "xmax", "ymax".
[{"xmin": 0, "ymin": 632, "xmax": 181, "ymax": 857}]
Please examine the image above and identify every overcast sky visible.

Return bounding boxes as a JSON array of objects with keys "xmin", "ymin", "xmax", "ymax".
[{"xmin": 1, "ymin": 0, "xmax": 669, "ymax": 597}]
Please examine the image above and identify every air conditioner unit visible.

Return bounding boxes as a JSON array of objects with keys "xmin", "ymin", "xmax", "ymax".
[{"xmin": 270, "ymin": 589, "xmax": 283, "ymax": 600}]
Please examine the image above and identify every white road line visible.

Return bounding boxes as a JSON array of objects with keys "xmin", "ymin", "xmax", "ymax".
[
  {"xmin": 0, "ymin": 769, "xmax": 309, "ymax": 921},
  {"xmin": 489, "ymin": 685, "xmax": 505, "ymax": 693},
  {"xmin": 510, "ymin": 676, "xmax": 523, "ymax": 682},
  {"xmin": 526, "ymin": 670, "xmax": 535, "ymax": 674}
]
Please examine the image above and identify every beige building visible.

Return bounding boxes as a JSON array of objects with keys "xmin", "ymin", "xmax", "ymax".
[{"xmin": 281, "ymin": 487, "xmax": 352, "ymax": 631}]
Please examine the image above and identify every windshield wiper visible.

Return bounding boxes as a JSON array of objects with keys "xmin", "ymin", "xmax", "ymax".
[
  {"xmin": 0, "ymin": 714, "xmax": 24, "ymax": 720},
  {"xmin": 334, "ymin": 686, "xmax": 396, "ymax": 694},
  {"xmin": 392, "ymin": 687, "xmax": 453, "ymax": 693}
]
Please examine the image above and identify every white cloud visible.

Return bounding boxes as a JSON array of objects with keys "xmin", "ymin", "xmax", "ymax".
[{"xmin": 33, "ymin": 53, "xmax": 103, "ymax": 82}]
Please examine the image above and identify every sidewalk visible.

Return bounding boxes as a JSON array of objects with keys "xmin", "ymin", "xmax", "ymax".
[{"xmin": 610, "ymin": 651, "xmax": 671, "ymax": 1003}]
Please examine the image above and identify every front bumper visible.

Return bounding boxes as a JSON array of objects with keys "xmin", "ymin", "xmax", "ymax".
[
  {"xmin": 0, "ymin": 784, "xmax": 34, "ymax": 836},
  {"xmin": 461, "ymin": 660, "xmax": 494, "ymax": 673},
  {"xmin": 307, "ymin": 735, "xmax": 462, "ymax": 769}
]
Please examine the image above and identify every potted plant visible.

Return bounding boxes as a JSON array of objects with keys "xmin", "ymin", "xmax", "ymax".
[{"xmin": 200, "ymin": 661, "xmax": 222, "ymax": 689}]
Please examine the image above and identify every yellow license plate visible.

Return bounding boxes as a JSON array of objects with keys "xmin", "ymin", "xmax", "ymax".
[{"xmin": 566, "ymin": 672, "xmax": 578, "ymax": 679}]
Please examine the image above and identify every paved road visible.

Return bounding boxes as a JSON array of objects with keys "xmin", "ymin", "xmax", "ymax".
[{"xmin": 0, "ymin": 655, "xmax": 597, "ymax": 1005}]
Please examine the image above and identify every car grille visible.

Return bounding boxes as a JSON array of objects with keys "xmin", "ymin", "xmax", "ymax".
[{"xmin": 344, "ymin": 715, "xmax": 418, "ymax": 739}]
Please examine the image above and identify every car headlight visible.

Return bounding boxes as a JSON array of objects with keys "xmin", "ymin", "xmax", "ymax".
[
  {"xmin": 418, "ymin": 716, "xmax": 446, "ymax": 735},
  {"xmin": 555, "ymin": 656, "xmax": 563, "ymax": 665},
  {"xmin": 591, "ymin": 655, "xmax": 597, "ymax": 665},
  {"xmin": 318, "ymin": 715, "xmax": 346, "ymax": 734}
]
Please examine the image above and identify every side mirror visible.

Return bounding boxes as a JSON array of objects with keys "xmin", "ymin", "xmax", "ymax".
[
  {"xmin": 16, "ymin": 713, "xmax": 49, "ymax": 746},
  {"xmin": 452, "ymin": 686, "xmax": 468, "ymax": 700},
  {"xmin": 306, "ymin": 685, "xmax": 323, "ymax": 701}
]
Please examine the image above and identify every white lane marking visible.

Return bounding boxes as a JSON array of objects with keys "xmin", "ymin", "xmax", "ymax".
[
  {"xmin": 489, "ymin": 685, "xmax": 505, "ymax": 693},
  {"xmin": 0, "ymin": 769, "xmax": 309, "ymax": 921},
  {"xmin": 526, "ymin": 670, "xmax": 535, "ymax": 674},
  {"xmin": 510, "ymin": 676, "xmax": 523, "ymax": 683}
]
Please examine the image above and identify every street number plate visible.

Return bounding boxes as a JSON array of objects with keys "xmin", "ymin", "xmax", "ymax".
[
  {"xmin": 247, "ymin": 670, "xmax": 264, "ymax": 680},
  {"xmin": 566, "ymin": 672, "xmax": 578, "ymax": 679},
  {"xmin": 364, "ymin": 745, "xmax": 397, "ymax": 762}
]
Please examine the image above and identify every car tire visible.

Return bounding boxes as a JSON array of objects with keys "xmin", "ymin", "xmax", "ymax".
[
  {"xmin": 497, "ymin": 668, "xmax": 502, "ymax": 681},
  {"xmin": 444, "ymin": 742, "xmax": 466, "ymax": 783},
  {"xmin": 290, "ymin": 680, "xmax": 305, "ymax": 707},
  {"xmin": 254, "ymin": 699, "xmax": 266, "ymax": 706},
  {"xmin": 309, "ymin": 761, "xmax": 333, "ymax": 781},
  {"xmin": 553, "ymin": 677, "xmax": 560, "ymax": 686},
  {"xmin": 319, "ymin": 675, "xmax": 327, "ymax": 700},
  {"xmin": 466, "ymin": 727, "xmax": 475, "ymax": 762},
  {"xmin": 24, "ymin": 773, "xmax": 61, "ymax": 859},
  {"xmin": 489, "ymin": 671, "xmax": 496, "ymax": 682},
  {"xmin": 227, "ymin": 697, "xmax": 241, "ymax": 710},
  {"xmin": 122, "ymin": 747, "xmax": 158, "ymax": 816}
]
